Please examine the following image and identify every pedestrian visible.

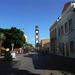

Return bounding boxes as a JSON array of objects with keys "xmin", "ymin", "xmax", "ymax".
[
  {"xmin": 23, "ymin": 46, "xmax": 26, "ymax": 53},
  {"xmin": 19, "ymin": 48, "xmax": 22, "ymax": 54},
  {"xmin": 42, "ymin": 50, "xmax": 44, "ymax": 55},
  {"xmin": 46, "ymin": 49, "xmax": 47, "ymax": 54}
]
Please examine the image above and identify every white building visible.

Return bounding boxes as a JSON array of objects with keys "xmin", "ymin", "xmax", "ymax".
[
  {"xmin": 24, "ymin": 34, "xmax": 28, "ymax": 42},
  {"xmin": 57, "ymin": 1, "xmax": 75, "ymax": 58},
  {"xmin": 50, "ymin": 18, "xmax": 60, "ymax": 54},
  {"xmin": 50, "ymin": 1, "xmax": 75, "ymax": 58}
]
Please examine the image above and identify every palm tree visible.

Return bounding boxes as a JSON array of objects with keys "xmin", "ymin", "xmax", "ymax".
[{"xmin": 0, "ymin": 33, "xmax": 5, "ymax": 56}]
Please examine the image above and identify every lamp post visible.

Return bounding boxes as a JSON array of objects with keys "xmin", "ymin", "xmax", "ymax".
[
  {"xmin": 11, "ymin": 43, "xmax": 14, "ymax": 51},
  {"xmin": 10, "ymin": 43, "xmax": 16, "ymax": 59}
]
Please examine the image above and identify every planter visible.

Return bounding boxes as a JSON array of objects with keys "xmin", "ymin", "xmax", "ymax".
[{"xmin": 10, "ymin": 51, "xmax": 16, "ymax": 59}]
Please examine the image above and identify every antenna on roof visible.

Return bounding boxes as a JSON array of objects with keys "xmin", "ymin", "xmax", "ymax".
[{"xmin": 22, "ymin": 24, "xmax": 24, "ymax": 32}]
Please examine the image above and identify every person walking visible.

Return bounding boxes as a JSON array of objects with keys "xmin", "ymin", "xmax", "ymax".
[{"xmin": 42, "ymin": 49, "xmax": 44, "ymax": 55}]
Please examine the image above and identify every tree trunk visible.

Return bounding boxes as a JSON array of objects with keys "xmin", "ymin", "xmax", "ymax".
[{"xmin": 0, "ymin": 40, "xmax": 2, "ymax": 56}]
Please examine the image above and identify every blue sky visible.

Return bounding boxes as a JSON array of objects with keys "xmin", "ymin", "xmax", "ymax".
[{"xmin": 0, "ymin": 0, "xmax": 70, "ymax": 46}]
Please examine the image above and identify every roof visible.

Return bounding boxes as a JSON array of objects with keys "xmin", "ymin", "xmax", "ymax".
[
  {"xmin": 41, "ymin": 39, "xmax": 50, "ymax": 41},
  {"xmin": 62, "ymin": 2, "xmax": 71, "ymax": 14},
  {"xmin": 41, "ymin": 39, "xmax": 50, "ymax": 42}
]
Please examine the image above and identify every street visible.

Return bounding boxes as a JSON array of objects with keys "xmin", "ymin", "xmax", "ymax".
[{"xmin": 0, "ymin": 52, "xmax": 75, "ymax": 75}]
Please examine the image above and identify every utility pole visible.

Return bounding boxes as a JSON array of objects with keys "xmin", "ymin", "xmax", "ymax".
[{"xmin": 22, "ymin": 24, "xmax": 24, "ymax": 32}]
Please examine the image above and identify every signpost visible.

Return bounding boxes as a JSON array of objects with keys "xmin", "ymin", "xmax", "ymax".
[
  {"xmin": 23, "ymin": 44, "xmax": 26, "ymax": 53},
  {"xmin": 24, "ymin": 45, "xmax": 26, "ymax": 50}
]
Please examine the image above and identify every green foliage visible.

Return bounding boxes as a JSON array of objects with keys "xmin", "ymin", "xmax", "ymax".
[
  {"xmin": 0, "ymin": 33, "xmax": 5, "ymax": 56},
  {"xmin": 0, "ymin": 27, "xmax": 26, "ymax": 48},
  {"xmin": 0, "ymin": 33, "xmax": 5, "ymax": 40},
  {"xmin": 25, "ymin": 42, "xmax": 34, "ymax": 51}
]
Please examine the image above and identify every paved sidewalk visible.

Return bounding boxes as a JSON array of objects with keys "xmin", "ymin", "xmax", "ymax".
[
  {"xmin": 0, "ymin": 54, "xmax": 21, "ymax": 75},
  {"xmin": 38, "ymin": 52, "xmax": 75, "ymax": 75}
]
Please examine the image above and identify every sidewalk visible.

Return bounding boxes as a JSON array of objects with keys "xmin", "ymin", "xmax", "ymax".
[
  {"xmin": 0, "ymin": 56, "xmax": 4, "ymax": 60},
  {"xmin": 0, "ymin": 53, "xmax": 22, "ymax": 60},
  {"xmin": 0, "ymin": 53, "xmax": 21, "ymax": 75}
]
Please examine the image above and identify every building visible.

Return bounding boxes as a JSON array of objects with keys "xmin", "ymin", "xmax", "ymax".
[
  {"xmin": 50, "ymin": 20, "xmax": 59, "ymax": 54},
  {"xmin": 58, "ymin": 1, "xmax": 75, "ymax": 58},
  {"xmin": 35, "ymin": 26, "xmax": 39, "ymax": 49},
  {"xmin": 50, "ymin": 1, "xmax": 75, "ymax": 58},
  {"xmin": 41, "ymin": 39, "xmax": 50, "ymax": 51},
  {"xmin": 44, "ymin": 42, "xmax": 50, "ymax": 53},
  {"xmin": 24, "ymin": 34, "xmax": 27, "ymax": 42}
]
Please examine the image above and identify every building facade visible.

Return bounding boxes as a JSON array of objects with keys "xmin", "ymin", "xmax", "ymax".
[
  {"xmin": 50, "ymin": 21, "xmax": 58, "ymax": 54},
  {"xmin": 24, "ymin": 34, "xmax": 28, "ymax": 42},
  {"xmin": 57, "ymin": 1, "xmax": 75, "ymax": 58},
  {"xmin": 50, "ymin": 1, "xmax": 75, "ymax": 58},
  {"xmin": 41, "ymin": 39, "xmax": 50, "ymax": 51}
]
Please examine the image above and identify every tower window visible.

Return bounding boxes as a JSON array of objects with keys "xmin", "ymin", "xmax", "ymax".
[
  {"xmin": 36, "ymin": 38, "xmax": 38, "ymax": 40},
  {"xmin": 36, "ymin": 40, "xmax": 38, "ymax": 43},
  {"xmin": 36, "ymin": 33, "xmax": 38, "ymax": 35},
  {"xmin": 36, "ymin": 31, "xmax": 38, "ymax": 33},
  {"xmin": 36, "ymin": 36, "xmax": 38, "ymax": 38}
]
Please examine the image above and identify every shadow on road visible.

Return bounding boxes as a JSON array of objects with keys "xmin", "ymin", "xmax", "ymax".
[
  {"xmin": 17, "ymin": 70, "xmax": 41, "ymax": 75},
  {"xmin": 0, "ymin": 60, "xmax": 19, "ymax": 75},
  {"xmin": 0, "ymin": 59, "xmax": 41, "ymax": 75},
  {"xmin": 24, "ymin": 52, "xmax": 75, "ymax": 75}
]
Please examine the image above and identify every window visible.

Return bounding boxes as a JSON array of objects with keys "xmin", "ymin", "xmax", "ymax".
[
  {"xmin": 53, "ymin": 30, "xmax": 55, "ymax": 38},
  {"xmin": 36, "ymin": 40, "xmax": 38, "ymax": 43},
  {"xmin": 36, "ymin": 38, "xmax": 38, "ymax": 40},
  {"xmin": 59, "ymin": 43, "xmax": 61, "ymax": 52},
  {"xmin": 36, "ymin": 33, "xmax": 38, "ymax": 35},
  {"xmin": 52, "ymin": 31, "xmax": 53, "ymax": 38},
  {"xmin": 36, "ymin": 36, "xmax": 38, "ymax": 38},
  {"xmin": 69, "ymin": 19, "xmax": 73, "ymax": 31},
  {"xmin": 62, "ymin": 43, "xmax": 65, "ymax": 55},
  {"xmin": 70, "ymin": 41, "xmax": 74, "ymax": 53},
  {"xmin": 50, "ymin": 32, "xmax": 52, "ymax": 38},
  {"xmin": 65, "ymin": 22, "xmax": 68, "ymax": 33},
  {"xmin": 36, "ymin": 31, "xmax": 38, "ymax": 33},
  {"xmin": 55, "ymin": 28, "xmax": 56, "ymax": 36},
  {"xmin": 61, "ymin": 25, "xmax": 64, "ymax": 34},
  {"xmin": 58, "ymin": 28, "xmax": 60, "ymax": 36}
]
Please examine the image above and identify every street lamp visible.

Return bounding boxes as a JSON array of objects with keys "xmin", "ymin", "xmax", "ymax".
[
  {"xmin": 10, "ymin": 43, "xmax": 16, "ymax": 59},
  {"xmin": 11, "ymin": 43, "xmax": 14, "ymax": 51}
]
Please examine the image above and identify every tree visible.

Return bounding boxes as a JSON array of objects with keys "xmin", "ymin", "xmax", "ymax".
[
  {"xmin": 25, "ymin": 42, "xmax": 34, "ymax": 52},
  {"xmin": 0, "ymin": 27, "xmax": 26, "ymax": 49},
  {"xmin": 0, "ymin": 33, "xmax": 5, "ymax": 56}
]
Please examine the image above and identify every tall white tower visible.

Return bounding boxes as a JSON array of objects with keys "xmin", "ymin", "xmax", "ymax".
[{"xmin": 35, "ymin": 26, "xmax": 39, "ymax": 49}]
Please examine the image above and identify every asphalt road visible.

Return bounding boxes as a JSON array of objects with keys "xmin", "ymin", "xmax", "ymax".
[
  {"xmin": 17, "ymin": 52, "xmax": 75, "ymax": 75},
  {"xmin": 17, "ymin": 52, "xmax": 45, "ymax": 75},
  {"xmin": 0, "ymin": 52, "xmax": 75, "ymax": 75}
]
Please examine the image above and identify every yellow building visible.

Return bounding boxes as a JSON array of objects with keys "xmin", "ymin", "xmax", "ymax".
[{"xmin": 41, "ymin": 39, "xmax": 50, "ymax": 50}]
